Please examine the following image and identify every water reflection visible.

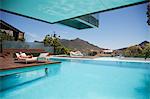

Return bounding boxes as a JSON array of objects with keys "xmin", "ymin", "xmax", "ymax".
[
  {"xmin": 47, "ymin": 64, "xmax": 61, "ymax": 77},
  {"xmin": 0, "ymin": 64, "xmax": 61, "ymax": 91},
  {"xmin": 135, "ymin": 70, "xmax": 150, "ymax": 99}
]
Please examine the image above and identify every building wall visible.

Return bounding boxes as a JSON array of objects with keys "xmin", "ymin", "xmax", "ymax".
[{"xmin": 18, "ymin": 32, "xmax": 24, "ymax": 40}]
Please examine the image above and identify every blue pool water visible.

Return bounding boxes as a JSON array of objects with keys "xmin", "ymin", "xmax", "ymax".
[{"xmin": 0, "ymin": 59, "xmax": 150, "ymax": 99}]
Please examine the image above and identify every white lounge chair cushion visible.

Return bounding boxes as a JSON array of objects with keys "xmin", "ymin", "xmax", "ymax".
[
  {"xmin": 25, "ymin": 57, "xmax": 37, "ymax": 61},
  {"xmin": 16, "ymin": 53, "xmax": 20, "ymax": 58}
]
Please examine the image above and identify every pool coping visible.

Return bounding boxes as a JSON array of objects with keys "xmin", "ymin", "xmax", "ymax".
[
  {"xmin": 0, "ymin": 61, "xmax": 61, "ymax": 71},
  {"xmin": 50, "ymin": 56, "xmax": 150, "ymax": 63}
]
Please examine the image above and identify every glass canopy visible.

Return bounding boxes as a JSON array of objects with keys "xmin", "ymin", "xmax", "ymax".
[{"xmin": 1, "ymin": 0, "xmax": 147, "ymax": 23}]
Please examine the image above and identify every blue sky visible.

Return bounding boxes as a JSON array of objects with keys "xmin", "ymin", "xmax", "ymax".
[{"xmin": 1, "ymin": 3, "xmax": 150, "ymax": 49}]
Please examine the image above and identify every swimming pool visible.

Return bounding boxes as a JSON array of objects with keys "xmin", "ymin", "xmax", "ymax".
[{"xmin": 0, "ymin": 58, "xmax": 150, "ymax": 99}]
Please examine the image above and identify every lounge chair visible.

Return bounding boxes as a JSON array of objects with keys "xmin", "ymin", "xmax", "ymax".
[
  {"xmin": 70, "ymin": 51, "xmax": 83, "ymax": 57},
  {"xmin": 37, "ymin": 53, "xmax": 51, "ymax": 61},
  {"xmin": 15, "ymin": 53, "xmax": 37, "ymax": 64}
]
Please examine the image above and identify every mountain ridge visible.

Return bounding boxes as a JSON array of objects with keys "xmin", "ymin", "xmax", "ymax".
[
  {"xmin": 116, "ymin": 40, "xmax": 150, "ymax": 51},
  {"xmin": 60, "ymin": 38, "xmax": 106, "ymax": 52}
]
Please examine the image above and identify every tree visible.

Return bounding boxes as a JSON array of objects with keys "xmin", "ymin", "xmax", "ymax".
[
  {"xmin": 43, "ymin": 33, "xmax": 70, "ymax": 55},
  {"xmin": 123, "ymin": 46, "xmax": 143, "ymax": 57},
  {"xmin": 88, "ymin": 51, "xmax": 97, "ymax": 56},
  {"xmin": 55, "ymin": 46, "xmax": 70, "ymax": 55},
  {"xmin": 142, "ymin": 43, "xmax": 150, "ymax": 60}
]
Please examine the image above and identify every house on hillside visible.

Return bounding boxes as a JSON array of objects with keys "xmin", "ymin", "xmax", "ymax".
[
  {"xmin": 103, "ymin": 49, "xmax": 113, "ymax": 54},
  {"xmin": 99, "ymin": 49, "xmax": 114, "ymax": 57},
  {"xmin": 0, "ymin": 20, "xmax": 25, "ymax": 41}
]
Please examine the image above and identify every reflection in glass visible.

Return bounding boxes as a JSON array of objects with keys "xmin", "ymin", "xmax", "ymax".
[{"xmin": 0, "ymin": 64, "xmax": 61, "ymax": 91}]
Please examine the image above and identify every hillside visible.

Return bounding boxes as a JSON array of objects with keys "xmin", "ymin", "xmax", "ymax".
[
  {"xmin": 117, "ymin": 41, "xmax": 150, "ymax": 51},
  {"xmin": 115, "ymin": 41, "xmax": 150, "ymax": 56},
  {"xmin": 60, "ymin": 38, "xmax": 105, "ymax": 52}
]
